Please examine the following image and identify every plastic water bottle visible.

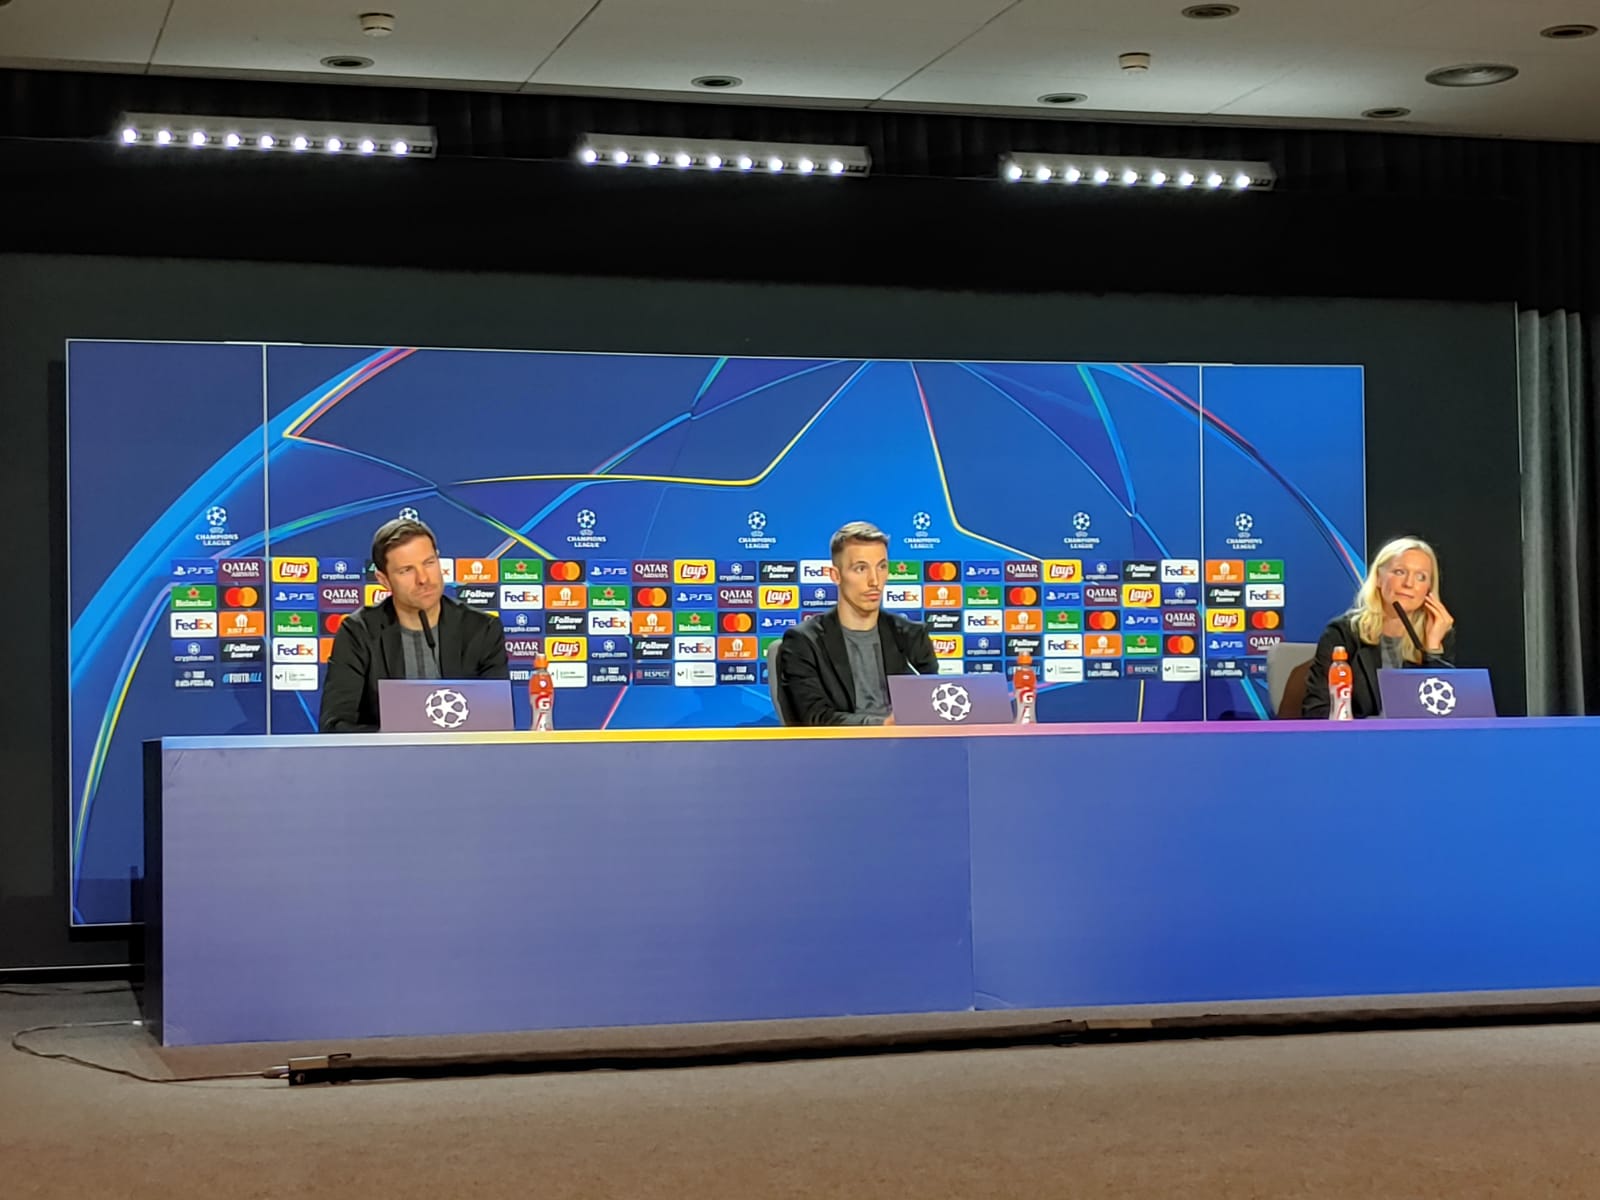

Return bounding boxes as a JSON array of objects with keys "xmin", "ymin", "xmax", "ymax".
[
  {"xmin": 1328, "ymin": 645, "xmax": 1353, "ymax": 722},
  {"xmin": 530, "ymin": 653, "xmax": 555, "ymax": 732},
  {"xmin": 1013, "ymin": 651, "xmax": 1037, "ymax": 725}
]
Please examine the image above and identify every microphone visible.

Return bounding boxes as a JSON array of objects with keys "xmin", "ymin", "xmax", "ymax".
[
  {"xmin": 906, "ymin": 658, "xmax": 921, "ymax": 676},
  {"xmin": 1393, "ymin": 600, "xmax": 1452, "ymax": 667},
  {"xmin": 419, "ymin": 606, "xmax": 438, "ymax": 671}
]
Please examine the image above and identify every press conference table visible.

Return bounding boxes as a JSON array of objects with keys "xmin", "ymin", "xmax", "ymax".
[{"xmin": 144, "ymin": 719, "xmax": 1600, "ymax": 1046}]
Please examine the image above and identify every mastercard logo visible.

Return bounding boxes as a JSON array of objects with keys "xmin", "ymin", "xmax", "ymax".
[
  {"xmin": 549, "ymin": 561, "xmax": 583, "ymax": 582},
  {"xmin": 1087, "ymin": 611, "xmax": 1120, "ymax": 631},
  {"xmin": 635, "ymin": 586, "xmax": 669, "ymax": 607},
  {"xmin": 323, "ymin": 612, "xmax": 346, "ymax": 634},
  {"xmin": 1250, "ymin": 610, "xmax": 1282, "ymax": 629},
  {"xmin": 721, "ymin": 613, "xmax": 754, "ymax": 633},
  {"xmin": 223, "ymin": 586, "xmax": 259, "ymax": 608},
  {"xmin": 1008, "ymin": 586, "xmax": 1039, "ymax": 606},
  {"xmin": 925, "ymin": 562, "xmax": 959, "ymax": 582},
  {"xmin": 1167, "ymin": 635, "xmax": 1197, "ymax": 654}
]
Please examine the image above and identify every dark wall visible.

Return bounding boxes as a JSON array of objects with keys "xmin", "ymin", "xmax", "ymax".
[{"xmin": 0, "ymin": 252, "xmax": 1517, "ymax": 970}]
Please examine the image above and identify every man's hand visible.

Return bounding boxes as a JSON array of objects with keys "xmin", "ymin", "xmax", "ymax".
[{"xmin": 882, "ymin": 715, "xmax": 896, "ymax": 727}]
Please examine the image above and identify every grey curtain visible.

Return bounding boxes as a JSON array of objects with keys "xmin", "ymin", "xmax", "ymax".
[{"xmin": 1520, "ymin": 310, "xmax": 1600, "ymax": 714}]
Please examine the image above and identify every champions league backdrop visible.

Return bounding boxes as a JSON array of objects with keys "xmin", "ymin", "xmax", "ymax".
[{"xmin": 67, "ymin": 342, "xmax": 1365, "ymax": 924}]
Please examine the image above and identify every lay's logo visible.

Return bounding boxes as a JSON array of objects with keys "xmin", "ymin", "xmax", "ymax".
[
  {"xmin": 546, "ymin": 636, "xmax": 587, "ymax": 662},
  {"xmin": 931, "ymin": 634, "xmax": 964, "ymax": 658},
  {"xmin": 1043, "ymin": 560, "xmax": 1082, "ymax": 583},
  {"xmin": 674, "ymin": 560, "xmax": 713, "ymax": 583},
  {"xmin": 1122, "ymin": 584, "xmax": 1159, "ymax": 608},
  {"xmin": 1206, "ymin": 609, "xmax": 1245, "ymax": 632},
  {"xmin": 272, "ymin": 557, "xmax": 317, "ymax": 583}
]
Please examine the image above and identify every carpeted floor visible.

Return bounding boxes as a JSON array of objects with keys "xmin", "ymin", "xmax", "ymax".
[{"xmin": 4, "ymin": 984, "xmax": 1600, "ymax": 1198}]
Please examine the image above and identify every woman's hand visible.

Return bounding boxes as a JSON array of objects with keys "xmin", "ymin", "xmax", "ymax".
[{"xmin": 1421, "ymin": 593, "xmax": 1454, "ymax": 651}]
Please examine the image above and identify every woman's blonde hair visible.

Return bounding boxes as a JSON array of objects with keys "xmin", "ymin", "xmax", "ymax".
[{"xmin": 1348, "ymin": 536, "xmax": 1440, "ymax": 661}]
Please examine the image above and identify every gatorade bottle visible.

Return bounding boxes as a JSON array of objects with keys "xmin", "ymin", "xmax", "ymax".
[
  {"xmin": 1328, "ymin": 646, "xmax": 1353, "ymax": 722},
  {"xmin": 530, "ymin": 653, "xmax": 555, "ymax": 732},
  {"xmin": 1013, "ymin": 651, "xmax": 1038, "ymax": 725}
]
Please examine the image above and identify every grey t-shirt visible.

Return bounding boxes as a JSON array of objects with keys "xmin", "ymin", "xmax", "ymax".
[
  {"xmin": 400, "ymin": 625, "xmax": 441, "ymax": 680},
  {"xmin": 1379, "ymin": 634, "xmax": 1406, "ymax": 670},
  {"xmin": 841, "ymin": 625, "xmax": 891, "ymax": 726}
]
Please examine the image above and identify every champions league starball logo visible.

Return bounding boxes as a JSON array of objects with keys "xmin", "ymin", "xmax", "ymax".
[
  {"xmin": 929, "ymin": 681, "xmax": 973, "ymax": 723},
  {"xmin": 196, "ymin": 504, "xmax": 239, "ymax": 549},
  {"xmin": 903, "ymin": 510, "xmax": 940, "ymax": 551},
  {"xmin": 567, "ymin": 507, "xmax": 606, "ymax": 549},
  {"xmin": 1226, "ymin": 510, "xmax": 1263, "ymax": 552},
  {"xmin": 737, "ymin": 509, "xmax": 776, "ymax": 551},
  {"xmin": 398, "ymin": 507, "xmax": 420, "ymax": 522},
  {"xmin": 423, "ymin": 688, "xmax": 471, "ymax": 729},
  {"xmin": 1418, "ymin": 676, "xmax": 1457, "ymax": 716},
  {"xmin": 1063, "ymin": 508, "xmax": 1099, "ymax": 551}
]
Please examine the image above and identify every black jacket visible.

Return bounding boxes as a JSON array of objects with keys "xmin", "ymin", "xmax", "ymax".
[
  {"xmin": 319, "ymin": 595, "xmax": 508, "ymax": 732},
  {"xmin": 1301, "ymin": 615, "xmax": 1457, "ymax": 719},
  {"xmin": 777, "ymin": 608, "xmax": 940, "ymax": 726}
]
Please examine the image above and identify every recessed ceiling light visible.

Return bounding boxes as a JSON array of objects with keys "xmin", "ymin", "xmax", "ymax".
[
  {"xmin": 1425, "ymin": 63, "xmax": 1518, "ymax": 87},
  {"xmin": 1037, "ymin": 92, "xmax": 1088, "ymax": 105},
  {"xmin": 1182, "ymin": 4, "xmax": 1240, "ymax": 18},
  {"xmin": 691, "ymin": 75, "xmax": 743, "ymax": 89},
  {"xmin": 321, "ymin": 55, "xmax": 374, "ymax": 70},
  {"xmin": 1541, "ymin": 23, "xmax": 1597, "ymax": 39},
  {"xmin": 1361, "ymin": 106, "xmax": 1412, "ymax": 120}
]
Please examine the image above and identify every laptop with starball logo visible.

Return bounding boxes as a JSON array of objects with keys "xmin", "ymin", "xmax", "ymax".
[
  {"xmin": 1376, "ymin": 669, "xmax": 1496, "ymax": 719},
  {"xmin": 377, "ymin": 679, "xmax": 516, "ymax": 733},
  {"xmin": 887, "ymin": 674, "xmax": 1014, "ymax": 727}
]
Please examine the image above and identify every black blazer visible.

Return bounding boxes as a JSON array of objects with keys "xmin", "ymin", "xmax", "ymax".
[
  {"xmin": 319, "ymin": 595, "xmax": 508, "ymax": 732},
  {"xmin": 777, "ymin": 608, "xmax": 940, "ymax": 726},
  {"xmin": 1301, "ymin": 615, "xmax": 1457, "ymax": 719}
]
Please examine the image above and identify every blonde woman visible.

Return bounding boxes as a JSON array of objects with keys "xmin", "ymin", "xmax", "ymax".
[{"xmin": 1301, "ymin": 536, "xmax": 1456, "ymax": 718}]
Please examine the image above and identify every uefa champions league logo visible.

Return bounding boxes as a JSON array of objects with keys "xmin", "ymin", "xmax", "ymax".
[
  {"xmin": 1418, "ymin": 677, "xmax": 1456, "ymax": 716},
  {"xmin": 737, "ymin": 509, "xmax": 776, "ymax": 550},
  {"xmin": 1227, "ymin": 510, "xmax": 1262, "ymax": 551},
  {"xmin": 423, "ymin": 687, "xmax": 471, "ymax": 729},
  {"xmin": 1063, "ymin": 508, "xmax": 1100, "ymax": 550},
  {"xmin": 568, "ymin": 507, "xmax": 606, "ymax": 548},
  {"xmin": 197, "ymin": 504, "xmax": 239, "ymax": 549},
  {"xmin": 930, "ymin": 681, "xmax": 973, "ymax": 722},
  {"xmin": 904, "ymin": 510, "xmax": 940, "ymax": 550},
  {"xmin": 398, "ymin": 506, "xmax": 420, "ymax": 521}
]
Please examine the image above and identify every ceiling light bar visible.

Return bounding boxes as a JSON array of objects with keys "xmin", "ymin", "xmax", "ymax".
[
  {"xmin": 577, "ymin": 134, "xmax": 870, "ymax": 177},
  {"xmin": 999, "ymin": 153, "xmax": 1275, "ymax": 192},
  {"xmin": 115, "ymin": 113, "xmax": 436, "ymax": 158}
]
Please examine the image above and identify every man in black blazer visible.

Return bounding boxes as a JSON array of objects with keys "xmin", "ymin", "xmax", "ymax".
[
  {"xmin": 778, "ymin": 521, "xmax": 939, "ymax": 726},
  {"xmin": 319, "ymin": 518, "xmax": 508, "ymax": 732}
]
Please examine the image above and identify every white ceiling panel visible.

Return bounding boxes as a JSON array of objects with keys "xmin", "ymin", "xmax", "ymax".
[
  {"xmin": 0, "ymin": 0, "xmax": 170, "ymax": 69},
  {"xmin": 153, "ymin": 0, "xmax": 598, "ymax": 85}
]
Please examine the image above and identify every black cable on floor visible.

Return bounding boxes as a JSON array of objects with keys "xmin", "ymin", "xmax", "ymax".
[{"xmin": 10, "ymin": 1021, "xmax": 278, "ymax": 1084}]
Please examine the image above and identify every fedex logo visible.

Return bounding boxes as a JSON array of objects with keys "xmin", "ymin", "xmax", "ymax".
[
  {"xmin": 1206, "ymin": 609, "xmax": 1245, "ymax": 632},
  {"xmin": 271, "ymin": 557, "xmax": 317, "ymax": 583},
  {"xmin": 1160, "ymin": 559, "xmax": 1200, "ymax": 583},
  {"xmin": 170, "ymin": 612, "xmax": 219, "ymax": 637},
  {"xmin": 271, "ymin": 637, "xmax": 318, "ymax": 662},
  {"xmin": 883, "ymin": 585, "xmax": 923, "ymax": 610},
  {"xmin": 674, "ymin": 637, "xmax": 716, "ymax": 661},
  {"xmin": 499, "ymin": 585, "xmax": 544, "ymax": 609},
  {"xmin": 963, "ymin": 611, "xmax": 1002, "ymax": 634},
  {"xmin": 799, "ymin": 560, "xmax": 834, "ymax": 584},
  {"xmin": 1044, "ymin": 634, "xmax": 1083, "ymax": 658},
  {"xmin": 588, "ymin": 612, "xmax": 630, "ymax": 636},
  {"xmin": 1043, "ymin": 560, "xmax": 1082, "ymax": 583},
  {"xmin": 674, "ymin": 560, "xmax": 713, "ymax": 583},
  {"xmin": 1246, "ymin": 584, "xmax": 1285, "ymax": 608}
]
